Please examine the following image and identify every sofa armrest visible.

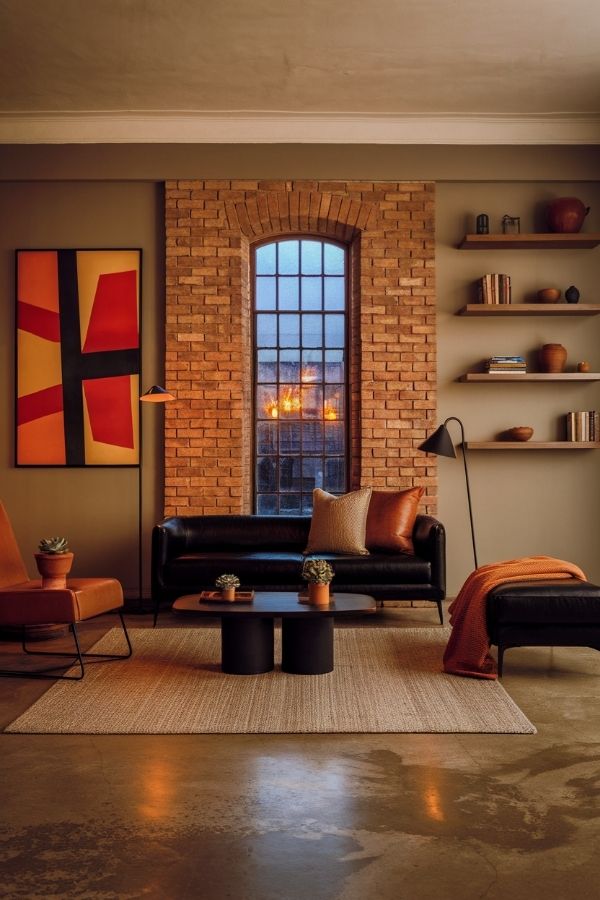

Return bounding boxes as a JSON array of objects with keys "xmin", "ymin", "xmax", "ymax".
[
  {"xmin": 413, "ymin": 514, "xmax": 446, "ymax": 598},
  {"xmin": 151, "ymin": 517, "xmax": 187, "ymax": 598}
]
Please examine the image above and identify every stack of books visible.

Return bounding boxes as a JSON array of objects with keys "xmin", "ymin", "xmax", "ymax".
[
  {"xmin": 485, "ymin": 355, "xmax": 527, "ymax": 374},
  {"xmin": 477, "ymin": 273, "xmax": 512, "ymax": 305},
  {"xmin": 566, "ymin": 411, "xmax": 599, "ymax": 442}
]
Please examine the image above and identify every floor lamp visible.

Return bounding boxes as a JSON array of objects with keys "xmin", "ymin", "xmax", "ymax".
[
  {"xmin": 418, "ymin": 416, "xmax": 479, "ymax": 569},
  {"xmin": 139, "ymin": 385, "xmax": 175, "ymax": 613}
]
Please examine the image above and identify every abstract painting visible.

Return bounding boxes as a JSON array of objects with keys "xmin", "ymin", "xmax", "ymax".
[{"xmin": 16, "ymin": 249, "xmax": 141, "ymax": 466}]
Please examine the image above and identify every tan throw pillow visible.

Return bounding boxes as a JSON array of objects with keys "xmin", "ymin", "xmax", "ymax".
[
  {"xmin": 305, "ymin": 488, "xmax": 372, "ymax": 555},
  {"xmin": 365, "ymin": 487, "xmax": 424, "ymax": 554}
]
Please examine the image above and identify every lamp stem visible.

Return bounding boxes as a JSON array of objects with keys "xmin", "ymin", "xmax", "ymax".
[
  {"xmin": 444, "ymin": 417, "xmax": 478, "ymax": 569},
  {"xmin": 138, "ymin": 436, "xmax": 143, "ymax": 604}
]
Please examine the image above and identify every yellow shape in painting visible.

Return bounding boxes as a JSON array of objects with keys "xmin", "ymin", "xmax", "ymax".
[
  {"xmin": 82, "ymin": 374, "xmax": 140, "ymax": 465},
  {"xmin": 77, "ymin": 250, "xmax": 140, "ymax": 349},
  {"xmin": 17, "ymin": 330, "xmax": 62, "ymax": 398}
]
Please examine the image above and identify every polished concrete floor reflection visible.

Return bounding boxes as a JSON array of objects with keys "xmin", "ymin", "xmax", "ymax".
[{"xmin": 0, "ymin": 606, "xmax": 599, "ymax": 900}]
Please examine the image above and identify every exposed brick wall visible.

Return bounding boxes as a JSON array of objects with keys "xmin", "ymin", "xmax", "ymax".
[{"xmin": 164, "ymin": 180, "xmax": 437, "ymax": 516}]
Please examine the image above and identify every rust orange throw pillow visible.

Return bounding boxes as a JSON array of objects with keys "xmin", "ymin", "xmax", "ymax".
[{"xmin": 366, "ymin": 487, "xmax": 424, "ymax": 554}]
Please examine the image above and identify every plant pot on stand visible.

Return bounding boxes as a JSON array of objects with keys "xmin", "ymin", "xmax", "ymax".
[{"xmin": 308, "ymin": 582, "xmax": 330, "ymax": 606}]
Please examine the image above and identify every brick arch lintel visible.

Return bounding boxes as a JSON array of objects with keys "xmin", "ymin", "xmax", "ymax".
[{"xmin": 224, "ymin": 192, "xmax": 379, "ymax": 242}]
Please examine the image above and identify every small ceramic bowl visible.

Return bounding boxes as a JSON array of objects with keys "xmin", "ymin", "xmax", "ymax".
[
  {"xmin": 536, "ymin": 288, "xmax": 561, "ymax": 303},
  {"xmin": 504, "ymin": 426, "xmax": 534, "ymax": 442}
]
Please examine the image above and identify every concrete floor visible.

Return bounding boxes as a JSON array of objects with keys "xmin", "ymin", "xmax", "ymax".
[{"xmin": 0, "ymin": 606, "xmax": 599, "ymax": 900}]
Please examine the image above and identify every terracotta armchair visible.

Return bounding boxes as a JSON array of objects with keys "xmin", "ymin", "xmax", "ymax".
[{"xmin": 0, "ymin": 502, "xmax": 131, "ymax": 680}]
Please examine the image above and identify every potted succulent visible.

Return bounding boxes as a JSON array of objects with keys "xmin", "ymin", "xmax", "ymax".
[
  {"xmin": 215, "ymin": 573, "xmax": 241, "ymax": 602},
  {"xmin": 301, "ymin": 559, "xmax": 334, "ymax": 606},
  {"xmin": 35, "ymin": 537, "xmax": 74, "ymax": 589}
]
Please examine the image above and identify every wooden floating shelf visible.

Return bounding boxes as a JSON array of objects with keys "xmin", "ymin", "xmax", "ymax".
[
  {"xmin": 465, "ymin": 441, "xmax": 600, "ymax": 450},
  {"xmin": 459, "ymin": 373, "xmax": 600, "ymax": 382},
  {"xmin": 458, "ymin": 233, "xmax": 600, "ymax": 250},
  {"xmin": 457, "ymin": 303, "xmax": 600, "ymax": 317}
]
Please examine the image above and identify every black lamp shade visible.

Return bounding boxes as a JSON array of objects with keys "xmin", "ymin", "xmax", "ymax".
[
  {"xmin": 418, "ymin": 423, "xmax": 456, "ymax": 459},
  {"xmin": 140, "ymin": 385, "xmax": 175, "ymax": 403}
]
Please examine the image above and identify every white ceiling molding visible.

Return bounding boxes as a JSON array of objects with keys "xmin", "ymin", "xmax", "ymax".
[{"xmin": 0, "ymin": 112, "xmax": 599, "ymax": 145}]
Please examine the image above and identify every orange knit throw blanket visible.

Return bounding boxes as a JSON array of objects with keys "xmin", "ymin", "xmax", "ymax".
[{"xmin": 443, "ymin": 556, "xmax": 586, "ymax": 679}]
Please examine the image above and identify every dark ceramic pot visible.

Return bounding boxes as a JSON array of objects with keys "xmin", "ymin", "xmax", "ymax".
[{"xmin": 546, "ymin": 198, "xmax": 590, "ymax": 234}]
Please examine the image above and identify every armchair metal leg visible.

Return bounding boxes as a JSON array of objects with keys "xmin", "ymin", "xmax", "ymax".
[
  {"xmin": 0, "ymin": 611, "xmax": 132, "ymax": 680},
  {"xmin": 152, "ymin": 597, "xmax": 160, "ymax": 628},
  {"xmin": 437, "ymin": 600, "xmax": 444, "ymax": 625}
]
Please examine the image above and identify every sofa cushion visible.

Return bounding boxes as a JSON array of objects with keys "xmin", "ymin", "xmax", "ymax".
[
  {"xmin": 305, "ymin": 488, "xmax": 372, "ymax": 555},
  {"xmin": 304, "ymin": 552, "xmax": 431, "ymax": 585},
  {"xmin": 165, "ymin": 552, "xmax": 305, "ymax": 589},
  {"xmin": 366, "ymin": 487, "xmax": 424, "ymax": 554},
  {"xmin": 181, "ymin": 516, "xmax": 311, "ymax": 551}
]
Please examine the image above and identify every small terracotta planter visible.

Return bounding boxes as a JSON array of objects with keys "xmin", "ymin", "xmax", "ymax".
[
  {"xmin": 34, "ymin": 552, "xmax": 74, "ymax": 590},
  {"xmin": 221, "ymin": 587, "xmax": 236, "ymax": 602},
  {"xmin": 308, "ymin": 583, "xmax": 330, "ymax": 606}
]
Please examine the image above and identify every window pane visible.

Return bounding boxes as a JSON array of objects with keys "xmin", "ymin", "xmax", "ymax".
[
  {"xmin": 302, "ymin": 314, "xmax": 322, "ymax": 347},
  {"xmin": 279, "ymin": 457, "xmax": 301, "ymax": 492},
  {"xmin": 257, "ymin": 457, "xmax": 277, "ymax": 492},
  {"xmin": 325, "ymin": 314, "xmax": 344, "ymax": 348},
  {"xmin": 301, "ymin": 277, "xmax": 322, "ymax": 311},
  {"xmin": 257, "ymin": 349, "xmax": 277, "ymax": 383},
  {"xmin": 256, "ymin": 244, "xmax": 276, "ymax": 275},
  {"xmin": 324, "ymin": 277, "xmax": 345, "ymax": 310},
  {"xmin": 278, "ymin": 240, "xmax": 299, "ymax": 275},
  {"xmin": 256, "ymin": 385, "xmax": 278, "ymax": 420},
  {"xmin": 324, "ymin": 421, "xmax": 345, "ymax": 453},
  {"xmin": 256, "ymin": 277, "xmax": 276, "ymax": 310},
  {"xmin": 324, "ymin": 458, "xmax": 346, "ymax": 493},
  {"xmin": 303, "ymin": 422, "xmax": 323, "ymax": 454},
  {"xmin": 302, "ymin": 457, "xmax": 323, "ymax": 492},
  {"xmin": 257, "ymin": 422, "xmax": 277, "ymax": 454},
  {"xmin": 324, "ymin": 385, "xmax": 344, "ymax": 421},
  {"xmin": 301, "ymin": 385, "xmax": 323, "ymax": 419},
  {"xmin": 280, "ymin": 493, "xmax": 301, "ymax": 514},
  {"xmin": 301, "ymin": 349, "xmax": 322, "ymax": 386},
  {"xmin": 324, "ymin": 350, "xmax": 344, "ymax": 383},
  {"xmin": 301, "ymin": 495, "xmax": 314, "ymax": 515},
  {"xmin": 279, "ymin": 277, "xmax": 299, "ymax": 310},
  {"xmin": 279, "ymin": 313, "xmax": 300, "ymax": 348},
  {"xmin": 324, "ymin": 243, "xmax": 344, "ymax": 275},
  {"xmin": 279, "ymin": 385, "xmax": 301, "ymax": 418},
  {"xmin": 301, "ymin": 240, "xmax": 322, "ymax": 274},
  {"xmin": 280, "ymin": 349, "xmax": 301, "ymax": 383},
  {"xmin": 256, "ymin": 314, "xmax": 277, "ymax": 347},
  {"xmin": 257, "ymin": 494, "xmax": 277, "ymax": 514},
  {"xmin": 279, "ymin": 423, "xmax": 301, "ymax": 454}
]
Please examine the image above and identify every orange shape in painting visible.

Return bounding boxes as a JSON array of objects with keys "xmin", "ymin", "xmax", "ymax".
[
  {"xmin": 83, "ymin": 375, "xmax": 135, "ymax": 449},
  {"xmin": 82, "ymin": 270, "xmax": 139, "ymax": 353},
  {"xmin": 18, "ymin": 411, "xmax": 66, "ymax": 465},
  {"xmin": 17, "ymin": 251, "xmax": 59, "ymax": 313}
]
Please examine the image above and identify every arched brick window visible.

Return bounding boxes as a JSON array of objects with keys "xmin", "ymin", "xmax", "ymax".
[{"xmin": 253, "ymin": 237, "xmax": 348, "ymax": 515}]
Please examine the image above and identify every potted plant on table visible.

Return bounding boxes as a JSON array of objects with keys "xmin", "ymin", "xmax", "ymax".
[
  {"xmin": 301, "ymin": 559, "xmax": 334, "ymax": 606},
  {"xmin": 215, "ymin": 573, "xmax": 241, "ymax": 602},
  {"xmin": 35, "ymin": 537, "xmax": 73, "ymax": 589}
]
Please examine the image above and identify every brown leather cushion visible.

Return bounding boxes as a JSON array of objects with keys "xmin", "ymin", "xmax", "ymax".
[
  {"xmin": 0, "ymin": 578, "xmax": 123, "ymax": 626},
  {"xmin": 366, "ymin": 488, "xmax": 424, "ymax": 554}
]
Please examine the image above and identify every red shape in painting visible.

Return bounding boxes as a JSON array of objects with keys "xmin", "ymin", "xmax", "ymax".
[
  {"xmin": 83, "ymin": 375, "xmax": 134, "ymax": 449},
  {"xmin": 82, "ymin": 270, "xmax": 138, "ymax": 353},
  {"xmin": 18, "ymin": 301, "xmax": 61, "ymax": 342},
  {"xmin": 18, "ymin": 384, "xmax": 64, "ymax": 425}
]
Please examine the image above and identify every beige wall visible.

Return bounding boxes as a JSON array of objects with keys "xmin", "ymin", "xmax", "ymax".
[
  {"xmin": 0, "ymin": 181, "xmax": 164, "ymax": 598},
  {"xmin": 1, "ymin": 148, "xmax": 598, "ymax": 597}
]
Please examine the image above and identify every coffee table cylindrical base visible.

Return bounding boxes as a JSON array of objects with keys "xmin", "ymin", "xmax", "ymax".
[
  {"xmin": 221, "ymin": 617, "xmax": 274, "ymax": 674},
  {"xmin": 281, "ymin": 616, "xmax": 334, "ymax": 674}
]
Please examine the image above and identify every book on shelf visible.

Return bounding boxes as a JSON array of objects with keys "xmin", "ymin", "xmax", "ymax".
[
  {"xmin": 477, "ymin": 273, "xmax": 512, "ymax": 305},
  {"xmin": 565, "ymin": 411, "xmax": 599, "ymax": 442},
  {"xmin": 485, "ymin": 355, "xmax": 526, "ymax": 374}
]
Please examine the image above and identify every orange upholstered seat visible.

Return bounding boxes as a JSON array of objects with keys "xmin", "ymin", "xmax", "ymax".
[{"xmin": 0, "ymin": 501, "xmax": 131, "ymax": 680}]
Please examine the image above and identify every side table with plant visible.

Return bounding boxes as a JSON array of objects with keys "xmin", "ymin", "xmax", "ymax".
[{"xmin": 301, "ymin": 559, "xmax": 334, "ymax": 606}]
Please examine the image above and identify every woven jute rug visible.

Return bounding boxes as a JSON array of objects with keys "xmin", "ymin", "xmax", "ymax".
[{"xmin": 5, "ymin": 627, "xmax": 535, "ymax": 734}]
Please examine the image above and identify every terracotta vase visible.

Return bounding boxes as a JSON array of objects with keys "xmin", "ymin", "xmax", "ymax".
[
  {"xmin": 308, "ymin": 583, "xmax": 330, "ymax": 606},
  {"xmin": 539, "ymin": 343, "xmax": 567, "ymax": 374},
  {"xmin": 546, "ymin": 197, "xmax": 590, "ymax": 234},
  {"xmin": 34, "ymin": 552, "xmax": 74, "ymax": 589},
  {"xmin": 221, "ymin": 587, "xmax": 236, "ymax": 602}
]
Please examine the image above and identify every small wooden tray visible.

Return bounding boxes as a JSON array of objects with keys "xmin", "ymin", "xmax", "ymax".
[{"xmin": 198, "ymin": 590, "xmax": 255, "ymax": 603}]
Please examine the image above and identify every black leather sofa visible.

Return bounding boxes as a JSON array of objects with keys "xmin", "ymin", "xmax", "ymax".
[{"xmin": 151, "ymin": 513, "xmax": 446, "ymax": 624}]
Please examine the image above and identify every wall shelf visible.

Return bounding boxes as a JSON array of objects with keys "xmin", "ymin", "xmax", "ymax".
[
  {"xmin": 458, "ymin": 233, "xmax": 600, "ymax": 250},
  {"xmin": 465, "ymin": 441, "xmax": 600, "ymax": 450},
  {"xmin": 459, "ymin": 373, "xmax": 600, "ymax": 382},
  {"xmin": 457, "ymin": 303, "xmax": 600, "ymax": 317}
]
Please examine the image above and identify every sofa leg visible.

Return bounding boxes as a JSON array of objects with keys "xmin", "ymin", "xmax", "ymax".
[
  {"xmin": 497, "ymin": 644, "xmax": 504, "ymax": 678},
  {"xmin": 437, "ymin": 600, "xmax": 444, "ymax": 625}
]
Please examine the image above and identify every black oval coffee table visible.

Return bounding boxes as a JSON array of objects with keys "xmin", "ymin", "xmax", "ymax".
[{"xmin": 172, "ymin": 591, "xmax": 376, "ymax": 675}]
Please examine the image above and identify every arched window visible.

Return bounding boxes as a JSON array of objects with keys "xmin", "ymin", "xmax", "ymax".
[{"xmin": 253, "ymin": 237, "xmax": 348, "ymax": 515}]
